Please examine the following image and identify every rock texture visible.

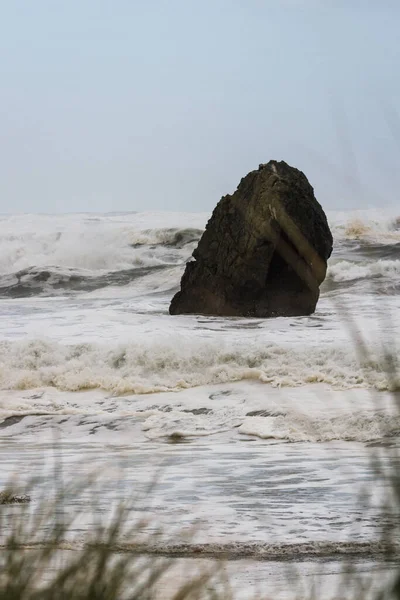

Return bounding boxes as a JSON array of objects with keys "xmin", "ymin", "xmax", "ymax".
[{"xmin": 169, "ymin": 161, "xmax": 333, "ymax": 317}]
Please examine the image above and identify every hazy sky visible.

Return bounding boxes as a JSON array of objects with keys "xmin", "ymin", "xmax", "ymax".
[{"xmin": 1, "ymin": 1, "xmax": 399, "ymax": 213}]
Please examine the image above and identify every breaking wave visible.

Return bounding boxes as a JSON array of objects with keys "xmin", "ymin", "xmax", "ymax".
[
  {"xmin": 325, "ymin": 258, "xmax": 400, "ymax": 294},
  {"xmin": 0, "ymin": 210, "xmax": 400, "ymax": 297},
  {"xmin": 110, "ymin": 539, "xmax": 400, "ymax": 561},
  {"xmin": 0, "ymin": 213, "xmax": 205, "ymax": 297},
  {"xmin": 237, "ymin": 412, "xmax": 400, "ymax": 443},
  {"xmin": 7, "ymin": 539, "xmax": 398, "ymax": 561},
  {"xmin": 0, "ymin": 264, "xmax": 171, "ymax": 298},
  {"xmin": 330, "ymin": 209, "xmax": 400, "ymax": 244},
  {"xmin": 0, "ymin": 337, "xmax": 398, "ymax": 394},
  {"xmin": 138, "ymin": 402, "xmax": 400, "ymax": 444},
  {"xmin": 0, "ymin": 213, "xmax": 204, "ymax": 274}
]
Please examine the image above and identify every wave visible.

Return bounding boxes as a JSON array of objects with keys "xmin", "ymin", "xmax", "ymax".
[
  {"xmin": 237, "ymin": 412, "xmax": 400, "ymax": 443},
  {"xmin": 0, "ymin": 337, "xmax": 398, "ymax": 394},
  {"xmin": 109, "ymin": 539, "xmax": 400, "ymax": 561},
  {"xmin": 131, "ymin": 227, "xmax": 203, "ymax": 248},
  {"xmin": 138, "ymin": 401, "xmax": 400, "ymax": 443},
  {"xmin": 0, "ymin": 264, "xmax": 173, "ymax": 298},
  {"xmin": 0, "ymin": 210, "xmax": 400, "ymax": 298},
  {"xmin": 0, "ymin": 213, "xmax": 203, "ymax": 276},
  {"xmin": 329, "ymin": 259, "xmax": 400, "ymax": 282},
  {"xmin": 1, "ymin": 211, "xmax": 398, "ymax": 276},
  {"xmin": 3, "ymin": 255, "xmax": 400, "ymax": 298},
  {"xmin": 324, "ymin": 259, "xmax": 400, "ymax": 295},
  {"xmin": 6, "ymin": 539, "xmax": 398, "ymax": 561},
  {"xmin": 0, "ymin": 214, "xmax": 205, "ymax": 296},
  {"xmin": 2, "ymin": 386, "xmax": 398, "ymax": 444},
  {"xmin": 328, "ymin": 209, "xmax": 400, "ymax": 244}
]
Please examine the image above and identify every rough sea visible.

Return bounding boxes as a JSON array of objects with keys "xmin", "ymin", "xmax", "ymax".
[{"xmin": 0, "ymin": 209, "xmax": 399, "ymax": 598}]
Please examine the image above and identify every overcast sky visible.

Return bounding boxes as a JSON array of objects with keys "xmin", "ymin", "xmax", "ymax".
[{"xmin": 1, "ymin": 1, "xmax": 399, "ymax": 213}]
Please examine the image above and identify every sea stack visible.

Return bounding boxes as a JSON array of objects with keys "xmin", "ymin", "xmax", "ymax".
[{"xmin": 169, "ymin": 161, "xmax": 333, "ymax": 317}]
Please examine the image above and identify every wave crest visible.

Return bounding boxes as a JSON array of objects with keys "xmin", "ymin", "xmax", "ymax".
[
  {"xmin": 328, "ymin": 259, "xmax": 400, "ymax": 282},
  {"xmin": 0, "ymin": 337, "xmax": 398, "ymax": 395},
  {"xmin": 329, "ymin": 209, "xmax": 400, "ymax": 244}
]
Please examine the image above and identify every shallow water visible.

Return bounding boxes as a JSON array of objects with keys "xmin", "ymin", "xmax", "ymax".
[{"xmin": 1, "ymin": 418, "xmax": 399, "ymax": 552}]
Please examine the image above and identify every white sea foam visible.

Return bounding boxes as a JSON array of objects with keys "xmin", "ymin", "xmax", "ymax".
[
  {"xmin": 0, "ymin": 210, "xmax": 398, "ymax": 284},
  {"xmin": 111, "ymin": 539, "xmax": 400, "ymax": 560},
  {"xmin": 0, "ymin": 212, "xmax": 207, "ymax": 277},
  {"xmin": 0, "ymin": 381, "xmax": 398, "ymax": 445},
  {"xmin": 237, "ymin": 411, "xmax": 400, "ymax": 443},
  {"xmin": 327, "ymin": 208, "xmax": 400, "ymax": 243},
  {"xmin": 0, "ymin": 335, "xmax": 397, "ymax": 395},
  {"xmin": 137, "ymin": 383, "xmax": 400, "ymax": 444},
  {"xmin": 1, "ymin": 208, "xmax": 399, "ymax": 583},
  {"xmin": 328, "ymin": 259, "xmax": 400, "ymax": 282}
]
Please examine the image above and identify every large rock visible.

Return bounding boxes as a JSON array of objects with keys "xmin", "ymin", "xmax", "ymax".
[{"xmin": 169, "ymin": 161, "xmax": 333, "ymax": 317}]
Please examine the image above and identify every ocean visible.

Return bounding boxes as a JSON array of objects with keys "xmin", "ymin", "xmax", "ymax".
[{"xmin": 0, "ymin": 208, "xmax": 399, "ymax": 598}]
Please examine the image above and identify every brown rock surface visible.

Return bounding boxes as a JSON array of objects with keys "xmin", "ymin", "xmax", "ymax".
[{"xmin": 170, "ymin": 161, "xmax": 333, "ymax": 317}]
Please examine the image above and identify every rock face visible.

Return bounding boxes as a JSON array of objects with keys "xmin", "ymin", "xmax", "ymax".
[{"xmin": 169, "ymin": 161, "xmax": 333, "ymax": 317}]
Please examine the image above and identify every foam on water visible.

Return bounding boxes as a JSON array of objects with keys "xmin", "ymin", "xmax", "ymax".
[
  {"xmin": 329, "ymin": 208, "xmax": 400, "ymax": 243},
  {"xmin": 0, "ymin": 210, "xmax": 399, "ymax": 418},
  {"xmin": 0, "ymin": 209, "xmax": 399, "ymax": 297},
  {"xmin": 4, "ymin": 538, "xmax": 396, "ymax": 561},
  {"xmin": 1, "ymin": 209, "xmax": 399, "ymax": 594},
  {"xmin": 0, "ymin": 382, "xmax": 398, "ymax": 445},
  {"xmin": 0, "ymin": 333, "xmax": 398, "ymax": 394},
  {"xmin": 237, "ymin": 411, "xmax": 400, "ymax": 443},
  {"xmin": 328, "ymin": 259, "xmax": 400, "ymax": 282},
  {"xmin": 0, "ymin": 212, "xmax": 206, "ymax": 273}
]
